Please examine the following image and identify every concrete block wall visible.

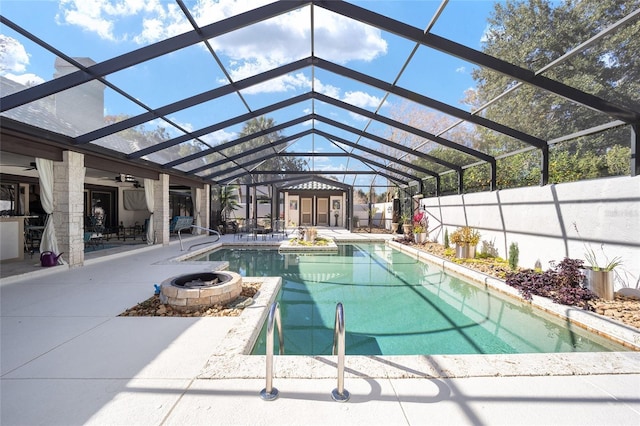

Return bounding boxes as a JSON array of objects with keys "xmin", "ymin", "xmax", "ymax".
[
  {"xmin": 421, "ymin": 176, "xmax": 640, "ymax": 291},
  {"xmin": 53, "ymin": 151, "xmax": 86, "ymax": 267}
]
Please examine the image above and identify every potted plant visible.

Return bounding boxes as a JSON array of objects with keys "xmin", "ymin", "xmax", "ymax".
[
  {"xmin": 450, "ymin": 226, "xmax": 481, "ymax": 259},
  {"xmin": 305, "ymin": 227, "xmax": 317, "ymax": 242},
  {"xmin": 574, "ymin": 223, "xmax": 622, "ymax": 300},
  {"xmin": 400, "ymin": 213, "xmax": 412, "ymax": 235},
  {"xmin": 352, "ymin": 216, "xmax": 360, "ymax": 228},
  {"xmin": 391, "ymin": 211, "xmax": 399, "ymax": 234},
  {"xmin": 582, "ymin": 244, "xmax": 622, "ymax": 300},
  {"xmin": 412, "ymin": 224, "xmax": 427, "ymax": 244},
  {"xmin": 412, "ymin": 211, "xmax": 428, "ymax": 243}
]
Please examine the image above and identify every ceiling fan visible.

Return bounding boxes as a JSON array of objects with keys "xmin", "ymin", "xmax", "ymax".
[{"xmin": 4, "ymin": 161, "xmax": 38, "ymax": 171}]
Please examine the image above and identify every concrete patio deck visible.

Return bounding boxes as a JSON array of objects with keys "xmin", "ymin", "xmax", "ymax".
[{"xmin": 1, "ymin": 231, "xmax": 639, "ymax": 425}]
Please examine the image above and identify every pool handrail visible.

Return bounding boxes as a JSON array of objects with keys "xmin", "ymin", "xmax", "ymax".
[
  {"xmin": 260, "ymin": 302, "xmax": 284, "ymax": 401},
  {"xmin": 331, "ymin": 302, "xmax": 350, "ymax": 402},
  {"xmin": 178, "ymin": 225, "xmax": 221, "ymax": 251}
]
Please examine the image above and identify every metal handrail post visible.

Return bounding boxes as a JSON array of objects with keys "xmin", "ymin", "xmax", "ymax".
[
  {"xmin": 260, "ymin": 302, "xmax": 284, "ymax": 401},
  {"xmin": 331, "ymin": 302, "xmax": 350, "ymax": 402},
  {"xmin": 178, "ymin": 225, "xmax": 221, "ymax": 251}
]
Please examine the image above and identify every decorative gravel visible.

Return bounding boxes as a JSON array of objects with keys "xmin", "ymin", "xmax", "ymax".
[
  {"xmin": 119, "ymin": 281, "xmax": 261, "ymax": 317},
  {"xmin": 403, "ymin": 240, "xmax": 640, "ymax": 331}
]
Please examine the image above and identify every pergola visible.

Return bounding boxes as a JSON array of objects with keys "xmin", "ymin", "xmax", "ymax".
[{"xmin": 1, "ymin": 0, "xmax": 638, "ymax": 196}]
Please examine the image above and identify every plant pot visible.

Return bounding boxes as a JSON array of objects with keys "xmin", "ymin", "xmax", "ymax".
[
  {"xmin": 584, "ymin": 268, "xmax": 614, "ymax": 300},
  {"xmin": 455, "ymin": 244, "xmax": 476, "ymax": 259},
  {"xmin": 391, "ymin": 223, "xmax": 399, "ymax": 233},
  {"xmin": 413, "ymin": 232, "xmax": 427, "ymax": 244},
  {"xmin": 402, "ymin": 224, "xmax": 412, "ymax": 235}
]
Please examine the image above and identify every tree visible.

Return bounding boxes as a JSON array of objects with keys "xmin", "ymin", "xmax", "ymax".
[
  {"xmin": 221, "ymin": 116, "xmax": 307, "ymax": 183},
  {"xmin": 103, "ymin": 114, "xmax": 202, "ymax": 163},
  {"xmin": 463, "ymin": 0, "xmax": 637, "ymax": 184},
  {"xmin": 218, "ymin": 185, "xmax": 240, "ymax": 221}
]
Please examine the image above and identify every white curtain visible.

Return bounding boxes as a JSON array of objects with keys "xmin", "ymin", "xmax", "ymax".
[
  {"xmin": 36, "ymin": 158, "xmax": 63, "ymax": 263},
  {"xmin": 144, "ymin": 178, "xmax": 155, "ymax": 245},
  {"xmin": 191, "ymin": 187, "xmax": 200, "ymax": 235}
]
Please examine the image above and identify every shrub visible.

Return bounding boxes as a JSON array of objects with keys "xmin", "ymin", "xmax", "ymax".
[
  {"xmin": 450, "ymin": 226, "xmax": 481, "ymax": 245},
  {"xmin": 444, "ymin": 229, "xmax": 450, "ymax": 249},
  {"xmin": 508, "ymin": 242, "xmax": 519, "ymax": 270},
  {"xmin": 480, "ymin": 239, "xmax": 499, "ymax": 258},
  {"xmin": 505, "ymin": 258, "xmax": 596, "ymax": 310}
]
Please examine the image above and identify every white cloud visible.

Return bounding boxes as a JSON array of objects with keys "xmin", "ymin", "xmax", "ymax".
[
  {"xmin": 3, "ymin": 73, "xmax": 46, "ymax": 86},
  {"xmin": 0, "ymin": 35, "xmax": 30, "ymax": 73},
  {"xmin": 342, "ymin": 91, "xmax": 386, "ymax": 121},
  {"xmin": 311, "ymin": 156, "xmax": 330, "ymax": 164},
  {"xmin": 456, "ymin": 66, "xmax": 466, "ymax": 73},
  {"xmin": 200, "ymin": 128, "xmax": 237, "ymax": 146},
  {"xmin": 0, "ymin": 35, "xmax": 45, "ymax": 86},
  {"xmin": 51, "ymin": 0, "xmax": 390, "ymax": 109},
  {"xmin": 315, "ymin": 162, "xmax": 346, "ymax": 172},
  {"xmin": 239, "ymin": 70, "xmax": 309, "ymax": 95},
  {"xmin": 313, "ymin": 8, "xmax": 387, "ymax": 63},
  {"xmin": 315, "ymin": 78, "xmax": 341, "ymax": 99},
  {"xmin": 343, "ymin": 91, "xmax": 385, "ymax": 109},
  {"xmin": 56, "ymin": 0, "xmax": 186, "ymax": 42},
  {"xmin": 55, "ymin": 1, "xmax": 387, "ymax": 77},
  {"xmin": 168, "ymin": 117, "xmax": 194, "ymax": 133},
  {"xmin": 210, "ymin": 5, "xmax": 386, "ymax": 85}
]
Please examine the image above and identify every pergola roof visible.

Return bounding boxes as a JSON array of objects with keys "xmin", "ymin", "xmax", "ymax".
[{"xmin": 1, "ymin": 0, "xmax": 638, "ymax": 193}]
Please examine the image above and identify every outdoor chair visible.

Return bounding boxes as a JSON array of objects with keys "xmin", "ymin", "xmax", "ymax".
[{"xmin": 169, "ymin": 216, "xmax": 194, "ymax": 234}]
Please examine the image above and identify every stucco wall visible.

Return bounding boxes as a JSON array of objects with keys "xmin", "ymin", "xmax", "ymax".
[{"xmin": 420, "ymin": 176, "xmax": 640, "ymax": 291}]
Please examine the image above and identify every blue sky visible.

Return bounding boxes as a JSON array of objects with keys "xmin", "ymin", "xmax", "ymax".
[{"xmin": 0, "ymin": 0, "xmax": 498, "ymax": 187}]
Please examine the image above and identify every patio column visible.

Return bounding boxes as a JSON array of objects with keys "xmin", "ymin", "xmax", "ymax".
[
  {"xmin": 271, "ymin": 184, "xmax": 277, "ymax": 226},
  {"xmin": 154, "ymin": 174, "xmax": 170, "ymax": 245},
  {"xmin": 53, "ymin": 151, "xmax": 85, "ymax": 267},
  {"xmin": 192, "ymin": 185, "xmax": 209, "ymax": 234},
  {"xmin": 201, "ymin": 184, "xmax": 210, "ymax": 232}
]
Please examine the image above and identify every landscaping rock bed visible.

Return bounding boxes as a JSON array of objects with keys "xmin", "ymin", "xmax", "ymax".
[
  {"xmin": 119, "ymin": 280, "xmax": 261, "ymax": 317},
  {"xmin": 402, "ymin": 239, "xmax": 640, "ymax": 331}
]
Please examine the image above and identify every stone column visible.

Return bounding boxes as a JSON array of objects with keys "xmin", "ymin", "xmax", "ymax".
[
  {"xmin": 53, "ymin": 151, "xmax": 85, "ymax": 267},
  {"xmin": 154, "ymin": 174, "xmax": 170, "ymax": 245},
  {"xmin": 201, "ymin": 184, "xmax": 210, "ymax": 232}
]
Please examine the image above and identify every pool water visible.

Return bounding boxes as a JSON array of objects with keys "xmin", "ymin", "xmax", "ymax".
[{"xmin": 198, "ymin": 243, "xmax": 626, "ymax": 355}]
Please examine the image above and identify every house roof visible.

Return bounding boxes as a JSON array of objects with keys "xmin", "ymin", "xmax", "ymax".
[{"xmin": 283, "ymin": 180, "xmax": 346, "ymax": 192}]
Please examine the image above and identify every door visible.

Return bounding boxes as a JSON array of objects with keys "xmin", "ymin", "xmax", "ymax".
[
  {"xmin": 301, "ymin": 198, "xmax": 312, "ymax": 225},
  {"xmin": 317, "ymin": 198, "xmax": 329, "ymax": 225},
  {"xmin": 85, "ymin": 189, "xmax": 116, "ymax": 231}
]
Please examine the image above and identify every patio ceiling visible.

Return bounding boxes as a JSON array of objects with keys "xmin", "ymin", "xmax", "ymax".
[{"xmin": 1, "ymin": 0, "xmax": 638, "ymax": 193}]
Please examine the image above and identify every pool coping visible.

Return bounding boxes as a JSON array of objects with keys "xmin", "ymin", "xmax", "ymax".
[
  {"xmin": 196, "ymin": 240, "xmax": 640, "ymax": 380},
  {"xmin": 389, "ymin": 240, "xmax": 640, "ymax": 351}
]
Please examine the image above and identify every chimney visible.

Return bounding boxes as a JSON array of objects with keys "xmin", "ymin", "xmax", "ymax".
[{"xmin": 53, "ymin": 57, "xmax": 105, "ymax": 134}]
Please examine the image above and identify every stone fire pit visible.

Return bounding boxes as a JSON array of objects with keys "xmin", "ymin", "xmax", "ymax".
[{"xmin": 160, "ymin": 271, "xmax": 242, "ymax": 312}]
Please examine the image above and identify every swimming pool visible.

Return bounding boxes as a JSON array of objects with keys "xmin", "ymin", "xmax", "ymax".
[{"xmin": 197, "ymin": 243, "xmax": 627, "ymax": 355}]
